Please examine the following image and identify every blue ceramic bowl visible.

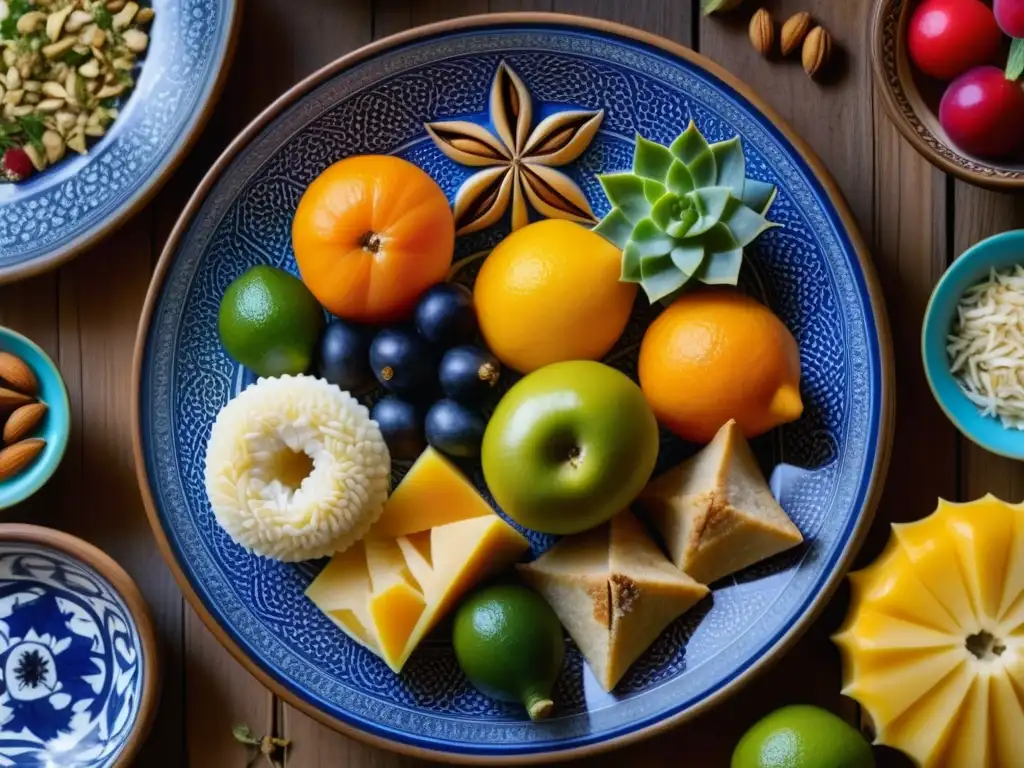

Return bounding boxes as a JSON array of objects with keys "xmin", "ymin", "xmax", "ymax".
[
  {"xmin": 0, "ymin": 524, "xmax": 159, "ymax": 766},
  {"xmin": 0, "ymin": 0, "xmax": 240, "ymax": 284},
  {"xmin": 923, "ymin": 230, "xmax": 1024, "ymax": 460},
  {"xmin": 0, "ymin": 328, "xmax": 70, "ymax": 510}
]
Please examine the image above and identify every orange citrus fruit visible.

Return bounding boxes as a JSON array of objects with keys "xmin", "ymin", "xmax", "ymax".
[
  {"xmin": 638, "ymin": 289, "xmax": 802, "ymax": 443},
  {"xmin": 473, "ymin": 220, "xmax": 637, "ymax": 373},
  {"xmin": 292, "ymin": 155, "xmax": 455, "ymax": 323}
]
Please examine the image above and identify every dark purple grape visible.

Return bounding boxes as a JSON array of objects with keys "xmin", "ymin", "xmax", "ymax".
[
  {"xmin": 314, "ymin": 319, "xmax": 373, "ymax": 391},
  {"xmin": 371, "ymin": 397, "xmax": 425, "ymax": 461},
  {"xmin": 414, "ymin": 283, "xmax": 477, "ymax": 349},
  {"xmin": 439, "ymin": 345, "xmax": 501, "ymax": 404},
  {"xmin": 370, "ymin": 328, "xmax": 436, "ymax": 398},
  {"xmin": 425, "ymin": 399, "xmax": 486, "ymax": 458}
]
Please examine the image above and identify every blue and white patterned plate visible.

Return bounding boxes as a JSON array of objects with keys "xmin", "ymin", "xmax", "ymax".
[
  {"xmin": 134, "ymin": 16, "xmax": 893, "ymax": 762},
  {"xmin": 0, "ymin": 0, "xmax": 240, "ymax": 284},
  {"xmin": 0, "ymin": 526, "xmax": 156, "ymax": 767}
]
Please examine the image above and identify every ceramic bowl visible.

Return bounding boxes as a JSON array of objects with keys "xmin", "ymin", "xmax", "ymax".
[
  {"xmin": 0, "ymin": 524, "xmax": 158, "ymax": 766},
  {"xmin": 0, "ymin": 328, "xmax": 70, "ymax": 510},
  {"xmin": 923, "ymin": 230, "xmax": 1024, "ymax": 459},
  {"xmin": 0, "ymin": 0, "xmax": 241, "ymax": 284},
  {"xmin": 870, "ymin": 0, "xmax": 1024, "ymax": 191}
]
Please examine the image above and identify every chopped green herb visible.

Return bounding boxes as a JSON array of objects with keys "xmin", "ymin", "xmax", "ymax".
[
  {"xmin": 62, "ymin": 50, "xmax": 92, "ymax": 67},
  {"xmin": 75, "ymin": 75, "xmax": 88, "ymax": 106},
  {"xmin": 100, "ymin": 97, "xmax": 120, "ymax": 109},
  {"xmin": 93, "ymin": 6, "xmax": 114, "ymax": 31},
  {"xmin": 1008, "ymin": 39, "xmax": 1024, "ymax": 82},
  {"xmin": 18, "ymin": 115, "xmax": 46, "ymax": 153},
  {"xmin": 0, "ymin": 124, "xmax": 23, "ymax": 152},
  {"xmin": 0, "ymin": 0, "xmax": 33, "ymax": 40}
]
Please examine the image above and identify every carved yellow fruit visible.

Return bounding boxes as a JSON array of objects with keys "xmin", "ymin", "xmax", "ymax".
[{"xmin": 834, "ymin": 496, "xmax": 1024, "ymax": 768}]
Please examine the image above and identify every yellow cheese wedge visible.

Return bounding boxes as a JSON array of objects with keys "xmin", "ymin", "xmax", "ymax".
[
  {"xmin": 306, "ymin": 448, "xmax": 529, "ymax": 672},
  {"xmin": 371, "ymin": 447, "xmax": 494, "ymax": 538},
  {"xmin": 634, "ymin": 419, "xmax": 802, "ymax": 584},
  {"xmin": 519, "ymin": 511, "xmax": 708, "ymax": 691},
  {"xmin": 834, "ymin": 496, "xmax": 1024, "ymax": 768}
]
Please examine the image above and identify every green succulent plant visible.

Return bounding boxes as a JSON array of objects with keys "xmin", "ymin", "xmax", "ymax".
[{"xmin": 594, "ymin": 121, "xmax": 778, "ymax": 304}]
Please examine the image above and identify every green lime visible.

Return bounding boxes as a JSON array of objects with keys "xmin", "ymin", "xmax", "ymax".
[
  {"xmin": 732, "ymin": 705, "xmax": 875, "ymax": 768},
  {"xmin": 218, "ymin": 265, "xmax": 325, "ymax": 378},
  {"xmin": 453, "ymin": 583, "xmax": 564, "ymax": 721}
]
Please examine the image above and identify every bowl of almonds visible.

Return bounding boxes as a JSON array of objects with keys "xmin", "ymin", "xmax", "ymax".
[{"xmin": 0, "ymin": 326, "xmax": 69, "ymax": 509}]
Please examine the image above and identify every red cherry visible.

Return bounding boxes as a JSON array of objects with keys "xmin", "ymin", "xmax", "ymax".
[
  {"xmin": 995, "ymin": 0, "xmax": 1024, "ymax": 38},
  {"xmin": 908, "ymin": 0, "xmax": 1003, "ymax": 80},
  {"xmin": 939, "ymin": 66, "xmax": 1024, "ymax": 159},
  {"xmin": 2, "ymin": 148, "xmax": 33, "ymax": 181}
]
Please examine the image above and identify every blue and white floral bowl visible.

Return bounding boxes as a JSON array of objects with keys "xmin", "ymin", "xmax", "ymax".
[
  {"xmin": 134, "ymin": 14, "xmax": 894, "ymax": 763},
  {"xmin": 0, "ymin": 525, "xmax": 157, "ymax": 767},
  {"xmin": 0, "ymin": 0, "xmax": 240, "ymax": 284}
]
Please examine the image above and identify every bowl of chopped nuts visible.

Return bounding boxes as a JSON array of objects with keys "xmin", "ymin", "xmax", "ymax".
[
  {"xmin": 0, "ymin": 0, "xmax": 241, "ymax": 284},
  {"xmin": 923, "ymin": 230, "xmax": 1024, "ymax": 460}
]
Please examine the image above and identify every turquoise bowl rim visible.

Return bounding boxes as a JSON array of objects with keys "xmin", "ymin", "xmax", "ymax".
[
  {"xmin": 922, "ymin": 230, "xmax": 1024, "ymax": 461},
  {"xmin": 0, "ymin": 327, "xmax": 71, "ymax": 510}
]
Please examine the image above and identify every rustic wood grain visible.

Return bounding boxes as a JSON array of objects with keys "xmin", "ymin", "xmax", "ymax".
[
  {"xmin": 860, "ymin": 95, "xmax": 951, "ymax": 768},
  {"xmin": 695, "ymin": 0, "xmax": 874, "ymax": 747}
]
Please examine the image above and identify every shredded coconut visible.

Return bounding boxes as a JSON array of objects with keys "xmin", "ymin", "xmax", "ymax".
[
  {"xmin": 204, "ymin": 375, "xmax": 391, "ymax": 561},
  {"xmin": 947, "ymin": 266, "xmax": 1024, "ymax": 429}
]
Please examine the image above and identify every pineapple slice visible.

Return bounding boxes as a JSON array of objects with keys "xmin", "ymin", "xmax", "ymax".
[{"xmin": 834, "ymin": 496, "xmax": 1024, "ymax": 767}]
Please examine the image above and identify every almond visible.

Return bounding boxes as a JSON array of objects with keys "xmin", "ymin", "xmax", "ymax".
[
  {"xmin": 802, "ymin": 26, "xmax": 833, "ymax": 78},
  {"xmin": 3, "ymin": 402, "xmax": 47, "ymax": 445},
  {"xmin": 0, "ymin": 352, "xmax": 38, "ymax": 395},
  {"xmin": 0, "ymin": 387, "xmax": 33, "ymax": 412},
  {"xmin": 781, "ymin": 12, "xmax": 813, "ymax": 57},
  {"xmin": 0, "ymin": 438, "xmax": 45, "ymax": 481},
  {"xmin": 749, "ymin": 8, "xmax": 774, "ymax": 57}
]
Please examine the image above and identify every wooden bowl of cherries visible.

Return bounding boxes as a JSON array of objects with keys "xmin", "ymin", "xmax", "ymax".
[{"xmin": 871, "ymin": 0, "xmax": 1024, "ymax": 190}]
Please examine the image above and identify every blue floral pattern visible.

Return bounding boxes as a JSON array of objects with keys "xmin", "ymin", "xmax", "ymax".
[
  {"xmin": 137, "ymin": 24, "xmax": 887, "ymax": 759},
  {"xmin": 0, "ymin": 545, "xmax": 144, "ymax": 767}
]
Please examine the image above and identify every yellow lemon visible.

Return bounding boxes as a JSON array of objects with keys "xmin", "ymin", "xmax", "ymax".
[
  {"xmin": 473, "ymin": 220, "xmax": 636, "ymax": 373},
  {"xmin": 638, "ymin": 289, "xmax": 802, "ymax": 443}
]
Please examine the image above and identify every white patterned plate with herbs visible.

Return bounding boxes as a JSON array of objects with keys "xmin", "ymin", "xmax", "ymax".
[{"xmin": 0, "ymin": 0, "xmax": 239, "ymax": 284}]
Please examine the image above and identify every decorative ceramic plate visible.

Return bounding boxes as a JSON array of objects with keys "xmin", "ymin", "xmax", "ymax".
[
  {"xmin": 134, "ymin": 15, "xmax": 894, "ymax": 763},
  {"xmin": 0, "ymin": 525, "xmax": 158, "ymax": 767},
  {"xmin": 0, "ymin": 0, "xmax": 241, "ymax": 284}
]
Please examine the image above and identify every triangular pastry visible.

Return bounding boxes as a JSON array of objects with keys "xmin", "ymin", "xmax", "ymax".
[
  {"xmin": 518, "ymin": 512, "xmax": 708, "ymax": 692},
  {"xmin": 634, "ymin": 419, "xmax": 803, "ymax": 585}
]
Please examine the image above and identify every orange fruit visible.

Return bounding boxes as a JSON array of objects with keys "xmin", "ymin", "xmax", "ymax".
[
  {"xmin": 638, "ymin": 289, "xmax": 802, "ymax": 443},
  {"xmin": 473, "ymin": 220, "xmax": 637, "ymax": 373},
  {"xmin": 292, "ymin": 155, "xmax": 455, "ymax": 323}
]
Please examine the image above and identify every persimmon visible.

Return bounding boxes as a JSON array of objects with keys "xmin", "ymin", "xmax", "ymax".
[{"xmin": 292, "ymin": 155, "xmax": 455, "ymax": 323}]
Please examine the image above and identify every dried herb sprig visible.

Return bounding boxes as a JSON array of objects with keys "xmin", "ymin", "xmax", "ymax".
[{"xmin": 232, "ymin": 723, "xmax": 291, "ymax": 768}]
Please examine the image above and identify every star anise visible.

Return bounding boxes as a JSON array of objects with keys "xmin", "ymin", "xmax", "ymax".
[{"xmin": 425, "ymin": 61, "xmax": 604, "ymax": 235}]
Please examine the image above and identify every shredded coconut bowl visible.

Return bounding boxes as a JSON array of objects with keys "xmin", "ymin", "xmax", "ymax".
[
  {"xmin": 924, "ymin": 230, "xmax": 1024, "ymax": 461},
  {"xmin": 204, "ymin": 374, "xmax": 391, "ymax": 562}
]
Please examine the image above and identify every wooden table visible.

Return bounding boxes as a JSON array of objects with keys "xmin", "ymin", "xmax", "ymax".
[{"xmin": 1, "ymin": 0, "xmax": 1019, "ymax": 765}]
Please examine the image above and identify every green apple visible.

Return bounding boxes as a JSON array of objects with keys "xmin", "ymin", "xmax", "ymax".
[{"xmin": 482, "ymin": 360, "xmax": 660, "ymax": 535}]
